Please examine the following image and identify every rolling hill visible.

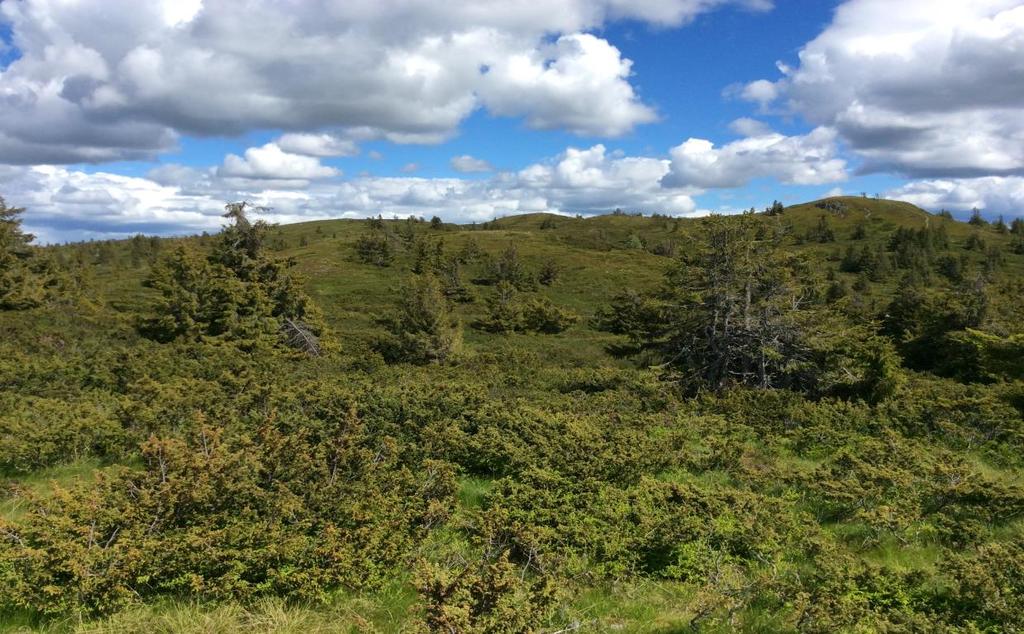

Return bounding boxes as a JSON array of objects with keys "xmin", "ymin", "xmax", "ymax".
[{"xmin": 2, "ymin": 197, "xmax": 1024, "ymax": 632}]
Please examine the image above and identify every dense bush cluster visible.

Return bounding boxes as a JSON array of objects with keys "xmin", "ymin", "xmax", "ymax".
[
  {"xmin": 141, "ymin": 203, "xmax": 325, "ymax": 354},
  {"xmin": 0, "ymin": 197, "xmax": 68, "ymax": 310},
  {"xmin": 476, "ymin": 282, "xmax": 578, "ymax": 334},
  {"xmin": 2, "ymin": 413, "xmax": 457, "ymax": 615}
]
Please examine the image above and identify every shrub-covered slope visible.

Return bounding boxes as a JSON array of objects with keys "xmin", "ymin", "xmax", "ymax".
[{"xmin": 2, "ymin": 197, "xmax": 1024, "ymax": 632}]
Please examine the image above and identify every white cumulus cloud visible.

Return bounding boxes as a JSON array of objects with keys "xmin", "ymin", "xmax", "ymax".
[
  {"xmin": 2, "ymin": 165, "xmax": 226, "ymax": 243},
  {"xmin": 477, "ymin": 33, "xmax": 657, "ymax": 136},
  {"xmin": 451, "ymin": 155, "xmax": 494, "ymax": 173},
  {"xmin": 0, "ymin": 0, "xmax": 764, "ymax": 165},
  {"xmin": 662, "ymin": 126, "xmax": 847, "ymax": 188},
  {"xmin": 3, "ymin": 140, "xmax": 721, "ymax": 241},
  {"xmin": 275, "ymin": 133, "xmax": 359, "ymax": 158},
  {"xmin": 886, "ymin": 176, "xmax": 1024, "ymax": 215},
  {"xmin": 217, "ymin": 143, "xmax": 339, "ymax": 183},
  {"xmin": 742, "ymin": 0, "xmax": 1024, "ymax": 178}
]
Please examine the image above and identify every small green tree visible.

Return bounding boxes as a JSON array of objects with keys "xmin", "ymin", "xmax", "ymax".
[
  {"xmin": 128, "ymin": 234, "xmax": 158, "ymax": 268},
  {"xmin": 411, "ymin": 236, "xmax": 444, "ymax": 275},
  {"xmin": 211, "ymin": 201, "xmax": 267, "ymax": 273},
  {"xmin": 0, "ymin": 197, "xmax": 62, "ymax": 310},
  {"xmin": 477, "ymin": 281, "xmax": 521, "ymax": 333},
  {"xmin": 807, "ymin": 214, "xmax": 836, "ymax": 243},
  {"xmin": 438, "ymin": 255, "xmax": 474, "ymax": 303},
  {"xmin": 883, "ymin": 275, "xmax": 990, "ymax": 375},
  {"xmin": 936, "ymin": 254, "xmax": 966, "ymax": 282},
  {"xmin": 475, "ymin": 282, "xmax": 577, "ymax": 335},
  {"xmin": 537, "ymin": 259, "xmax": 560, "ymax": 286},
  {"xmin": 377, "ymin": 274, "xmax": 462, "ymax": 364},
  {"xmin": 1013, "ymin": 234, "xmax": 1024, "ymax": 255},
  {"xmin": 650, "ymin": 240, "xmax": 678, "ymax": 257},
  {"xmin": 593, "ymin": 288, "xmax": 666, "ymax": 351},
  {"xmin": 965, "ymin": 233, "xmax": 987, "ymax": 251},
  {"xmin": 457, "ymin": 237, "xmax": 483, "ymax": 263},
  {"xmin": 355, "ymin": 232, "xmax": 393, "ymax": 267},
  {"xmin": 142, "ymin": 202, "xmax": 326, "ymax": 353},
  {"xmin": 867, "ymin": 246, "xmax": 892, "ymax": 282},
  {"xmin": 489, "ymin": 243, "xmax": 535, "ymax": 290},
  {"xmin": 968, "ymin": 207, "xmax": 987, "ymax": 227},
  {"xmin": 840, "ymin": 245, "xmax": 865, "ymax": 273},
  {"xmin": 625, "ymin": 233, "xmax": 645, "ymax": 250},
  {"xmin": 0, "ymin": 197, "xmax": 32, "ymax": 255},
  {"xmin": 825, "ymin": 279, "xmax": 848, "ymax": 303}
]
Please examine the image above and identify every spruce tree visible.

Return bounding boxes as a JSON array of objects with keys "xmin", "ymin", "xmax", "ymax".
[
  {"xmin": 489, "ymin": 243, "xmax": 534, "ymax": 290},
  {"xmin": 808, "ymin": 215, "xmax": 836, "ymax": 243},
  {"xmin": 377, "ymin": 273, "xmax": 462, "ymax": 364},
  {"xmin": 438, "ymin": 255, "xmax": 473, "ymax": 303},
  {"xmin": 968, "ymin": 207, "xmax": 987, "ymax": 227},
  {"xmin": 1013, "ymin": 233, "xmax": 1024, "ymax": 255},
  {"xmin": 659, "ymin": 215, "xmax": 810, "ymax": 391},
  {"xmin": 537, "ymin": 259, "xmax": 560, "ymax": 286},
  {"xmin": 0, "ymin": 196, "xmax": 32, "ymax": 255},
  {"xmin": 142, "ymin": 201, "xmax": 325, "ymax": 353},
  {"xmin": 867, "ymin": 246, "xmax": 892, "ymax": 282},
  {"xmin": 478, "ymin": 281, "xmax": 521, "ymax": 333},
  {"xmin": 355, "ymin": 232, "xmax": 394, "ymax": 267},
  {"xmin": 1, "ymin": 197, "xmax": 58, "ymax": 310}
]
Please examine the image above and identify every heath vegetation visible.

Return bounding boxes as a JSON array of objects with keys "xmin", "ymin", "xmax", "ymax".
[{"xmin": 2, "ymin": 196, "xmax": 1024, "ymax": 632}]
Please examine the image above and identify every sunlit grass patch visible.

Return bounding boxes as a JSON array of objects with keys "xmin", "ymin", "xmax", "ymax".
[{"xmin": 1, "ymin": 458, "xmax": 101, "ymax": 523}]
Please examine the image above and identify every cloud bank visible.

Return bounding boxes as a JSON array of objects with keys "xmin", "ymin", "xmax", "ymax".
[
  {"xmin": 743, "ymin": 0, "xmax": 1024, "ymax": 180},
  {"xmin": 3, "ymin": 119, "xmax": 853, "ymax": 242},
  {"xmin": 0, "ymin": 0, "xmax": 769, "ymax": 164},
  {"xmin": 4, "ymin": 0, "xmax": 1023, "ymax": 240}
]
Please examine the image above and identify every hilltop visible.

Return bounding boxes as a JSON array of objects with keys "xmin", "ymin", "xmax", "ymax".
[
  {"xmin": 64, "ymin": 196, "xmax": 1023, "ymax": 360},
  {"xmin": 106, "ymin": 196, "xmax": 1024, "ymax": 362}
]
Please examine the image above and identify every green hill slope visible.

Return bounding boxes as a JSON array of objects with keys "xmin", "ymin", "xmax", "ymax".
[
  {"xmin": 2, "ymin": 198, "xmax": 1024, "ymax": 632},
  {"xmin": 114, "ymin": 196, "xmax": 1021, "ymax": 361}
]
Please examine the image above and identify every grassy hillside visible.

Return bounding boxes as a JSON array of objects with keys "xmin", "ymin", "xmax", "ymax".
[
  {"xmin": 75, "ymin": 196, "xmax": 1024, "ymax": 357},
  {"xmin": 2, "ymin": 197, "xmax": 1024, "ymax": 632}
]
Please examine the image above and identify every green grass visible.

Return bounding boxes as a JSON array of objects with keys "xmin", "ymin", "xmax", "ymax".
[
  {"xmin": 862, "ymin": 537, "xmax": 944, "ymax": 572},
  {"xmin": 569, "ymin": 582, "xmax": 697, "ymax": 632},
  {"xmin": 457, "ymin": 476, "xmax": 493, "ymax": 510},
  {"xmin": 1, "ymin": 459, "xmax": 101, "ymax": 523},
  {"xmin": 0, "ymin": 579, "xmax": 420, "ymax": 633}
]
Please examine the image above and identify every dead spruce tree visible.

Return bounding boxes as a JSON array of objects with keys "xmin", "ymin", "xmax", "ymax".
[{"xmin": 659, "ymin": 215, "xmax": 813, "ymax": 391}]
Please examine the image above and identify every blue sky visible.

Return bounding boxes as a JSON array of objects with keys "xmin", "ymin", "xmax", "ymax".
[{"xmin": 1, "ymin": 0, "xmax": 1022, "ymax": 242}]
